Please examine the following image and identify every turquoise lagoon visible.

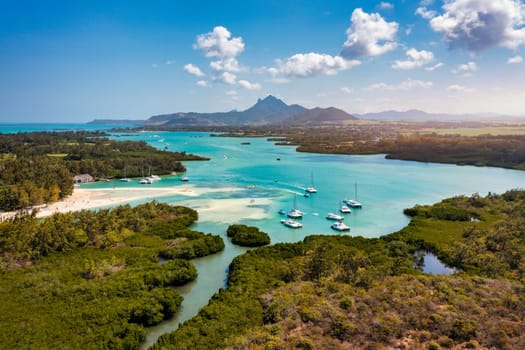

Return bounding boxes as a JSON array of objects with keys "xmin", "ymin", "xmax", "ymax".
[
  {"xmin": 90, "ymin": 131, "xmax": 523, "ymax": 348},
  {"xmin": 4, "ymin": 126, "xmax": 525, "ymax": 348}
]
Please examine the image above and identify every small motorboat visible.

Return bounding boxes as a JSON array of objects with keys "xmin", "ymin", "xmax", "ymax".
[
  {"xmin": 340, "ymin": 205, "xmax": 352, "ymax": 213},
  {"xmin": 326, "ymin": 212, "xmax": 344, "ymax": 221},
  {"xmin": 281, "ymin": 219, "xmax": 303, "ymax": 228},
  {"xmin": 331, "ymin": 221, "xmax": 350, "ymax": 232}
]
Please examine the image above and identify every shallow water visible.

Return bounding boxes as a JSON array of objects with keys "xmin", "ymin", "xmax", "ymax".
[
  {"xmin": 100, "ymin": 131, "xmax": 525, "ymax": 349},
  {"xmin": 419, "ymin": 252, "xmax": 457, "ymax": 275},
  {"xmin": 4, "ymin": 126, "xmax": 524, "ymax": 348}
]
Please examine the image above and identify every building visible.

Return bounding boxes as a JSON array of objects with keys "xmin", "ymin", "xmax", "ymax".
[{"xmin": 73, "ymin": 174, "xmax": 94, "ymax": 184}]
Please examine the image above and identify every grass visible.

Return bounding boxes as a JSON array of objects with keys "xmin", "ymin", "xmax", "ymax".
[{"xmin": 417, "ymin": 126, "xmax": 525, "ymax": 136}]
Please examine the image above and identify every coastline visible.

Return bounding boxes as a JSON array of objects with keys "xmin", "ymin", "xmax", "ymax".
[{"xmin": 0, "ymin": 186, "xmax": 199, "ymax": 220}]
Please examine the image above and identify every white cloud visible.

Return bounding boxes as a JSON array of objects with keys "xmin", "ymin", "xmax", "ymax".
[
  {"xmin": 194, "ymin": 26, "xmax": 246, "ymax": 80},
  {"xmin": 215, "ymin": 72, "xmax": 237, "ymax": 85},
  {"xmin": 340, "ymin": 87, "xmax": 353, "ymax": 94},
  {"xmin": 405, "ymin": 25, "xmax": 415, "ymax": 36},
  {"xmin": 425, "ymin": 62, "xmax": 445, "ymax": 71},
  {"xmin": 429, "ymin": 0, "xmax": 525, "ymax": 53},
  {"xmin": 165, "ymin": 60, "xmax": 175, "ymax": 65},
  {"xmin": 341, "ymin": 8, "xmax": 399, "ymax": 58},
  {"xmin": 238, "ymin": 80, "xmax": 261, "ymax": 90},
  {"xmin": 151, "ymin": 63, "xmax": 158, "ymax": 69},
  {"xmin": 273, "ymin": 52, "xmax": 361, "ymax": 78},
  {"xmin": 196, "ymin": 80, "xmax": 210, "ymax": 88},
  {"xmin": 415, "ymin": 7, "xmax": 437, "ymax": 19},
  {"xmin": 447, "ymin": 84, "xmax": 474, "ymax": 92},
  {"xmin": 209, "ymin": 58, "xmax": 242, "ymax": 72},
  {"xmin": 420, "ymin": 0, "xmax": 435, "ymax": 6},
  {"xmin": 225, "ymin": 90, "xmax": 237, "ymax": 96},
  {"xmin": 366, "ymin": 78, "xmax": 433, "ymax": 91},
  {"xmin": 194, "ymin": 26, "xmax": 244, "ymax": 59},
  {"xmin": 184, "ymin": 63, "xmax": 205, "ymax": 77},
  {"xmin": 392, "ymin": 48, "xmax": 435, "ymax": 70},
  {"xmin": 453, "ymin": 61, "xmax": 477, "ymax": 76},
  {"xmin": 379, "ymin": 2, "xmax": 394, "ymax": 10},
  {"xmin": 508, "ymin": 55, "xmax": 523, "ymax": 64}
]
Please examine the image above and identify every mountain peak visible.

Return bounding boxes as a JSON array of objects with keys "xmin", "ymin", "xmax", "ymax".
[{"xmin": 254, "ymin": 94, "xmax": 286, "ymax": 107}]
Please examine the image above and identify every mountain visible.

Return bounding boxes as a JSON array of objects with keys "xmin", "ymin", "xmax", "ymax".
[
  {"xmin": 280, "ymin": 107, "xmax": 357, "ymax": 125},
  {"xmin": 357, "ymin": 109, "xmax": 525, "ymax": 122},
  {"xmin": 146, "ymin": 95, "xmax": 307, "ymax": 126}
]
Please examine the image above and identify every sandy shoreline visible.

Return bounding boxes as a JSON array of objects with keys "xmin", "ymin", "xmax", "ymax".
[
  {"xmin": 0, "ymin": 186, "xmax": 199, "ymax": 220},
  {"xmin": 0, "ymin": 184, "xmax": 269, "ymax": 222}
]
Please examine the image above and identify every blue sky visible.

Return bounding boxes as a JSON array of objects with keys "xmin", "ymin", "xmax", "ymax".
[{"xmin": 1, "ymin": 0, "xmax": 524, "ymax": 122}]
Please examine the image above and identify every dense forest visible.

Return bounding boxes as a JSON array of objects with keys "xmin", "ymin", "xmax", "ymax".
[
  {"xmin": 227, "ymin": 224, "xmax": 271, "ymax": 247},
  {"xmin": 0, "ymin": 202, "xmax": 224, "ymax": 348},
  {"xmin": 0, "ymin": 131, "xmax": 208, "ymax": 210},
  {"xmin": 153, "ymin": 190, "xmax": 525, "ymax": 350}
]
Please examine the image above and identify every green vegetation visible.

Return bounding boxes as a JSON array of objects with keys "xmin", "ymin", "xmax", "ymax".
[
  {"xmin": 153, "ymin": 190, "xmax": 525, "ymax": 350},
  {"xmin": 205, "ymin": 123, "xmax": 525, "ymax": 171},
  {"xmin": 227, "ymin": 224, "xmax": 271, "ymax": 247},
  {"xmin": 0, "ymin": 202, "xmax": 225, "ymax": 349},
  {"xmin": 0, "ymin": 131, "xmax": 208, "ymax": 210}
]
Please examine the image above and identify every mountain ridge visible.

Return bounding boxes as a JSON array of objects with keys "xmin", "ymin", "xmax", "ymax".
[{"xmin": 146, "ymin": 95, "xmax": 308, "ymax": 126}]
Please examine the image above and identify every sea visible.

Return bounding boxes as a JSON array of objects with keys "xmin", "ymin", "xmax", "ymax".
[{"xmin": 2, "ymin": 123, "xmax": 525, "ymax": 348}]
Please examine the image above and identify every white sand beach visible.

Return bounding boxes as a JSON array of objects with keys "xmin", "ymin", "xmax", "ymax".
[
  {"xmin": 0, "ymin": 186, "xmax": 198, "ymax": 220},
  {"xmin": 0, "ymin": 184, "xmax": 265, "ymax": 221}
]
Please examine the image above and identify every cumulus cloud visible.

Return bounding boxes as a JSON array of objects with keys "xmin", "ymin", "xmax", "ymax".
[
  {"xmin": 273, "ymin": 52, "xmax": 361, "ymax": 78},
  {"xmin": 209, "ymin": 58, "xmax": 242, "ymax": 72},
  {"xmin": 196, "ymin": 80, "xmax": 210, "ymax": 88},
  {"xmin": 429, "ymin": 0, "xmax": 525, "ymax": 53},
  {"xmin": 425, "ymin": 62, "xmax": 445, "ymax": 71},
  {"xmin": 340, "ymin": 87, "xmax": 353, "ymax": 94},
  {"xmin": 238, "ymin": 80, "xmax": 261, "ymax": 90},
  {"xmin": 447, "ymin": 84, "xmax": 474, "ymax": 92},
  {"xmin": 341, "ymin": 8, "xmax": 399, "ymax": 58},
  {"xmin": 379, "ymin": 2, "xmax": 394, "ymax": 10},
  {"xmin": 215, "ymin": 72, "xmax": 237, "ymax": 85},
  {"xmin": 194, "ymin": 26, "xmax": 244, "ymax": 59},
  {"xmin": 453, "ymin": 61, "xmax": 477, "ymax": 76},
  {"xmin": 508, "ymin": 55, "xmax": 523, "ymax": 63},
  {"xmin": 366, "ymin": 78, "xmax": 433, "ymax": 90},
  {"xmin": 392, "ymin": 48, "xmax": 435, "ymax": 70},
  {"xmin": 184, "ymin": 63, "xmax": 205, "ymax": 77}
]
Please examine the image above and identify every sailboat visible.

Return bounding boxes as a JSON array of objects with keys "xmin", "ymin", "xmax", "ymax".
[
  {"xmin": 287, "ymin": 195, "xmax": 304, "ymax": 219},
  {"xmin": 305, "ymin": 173, "xmax": 317, "ymax": 193},
  {"xmin": 120, "ymin": 166, "xmax": 131, "ymax": 182},
  {"xmin": 146, "ymin": 166, "xmax": 161, "ymax": 182},
  {"xmin": 344, "ymin": 183, "xmax": 362, "ymax": 208},
  {"xmin": 139, "ymin": 167, "xmax": 152, "ymax": 184}
]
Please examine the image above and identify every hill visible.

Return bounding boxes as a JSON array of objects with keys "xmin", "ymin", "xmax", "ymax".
[{"xmin": 280, "ymin": 107, "xmax": 357, "ymax": 125}]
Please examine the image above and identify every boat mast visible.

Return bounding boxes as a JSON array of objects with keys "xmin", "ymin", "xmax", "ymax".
[{"xmin": 355, "ymin": 182, "xmax": 358, "ymax": 200}]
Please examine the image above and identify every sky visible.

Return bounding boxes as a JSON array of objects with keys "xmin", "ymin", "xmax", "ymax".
[{"xmin": 1, "ymin": 0, "xmax": 525, "ymax": 122}]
